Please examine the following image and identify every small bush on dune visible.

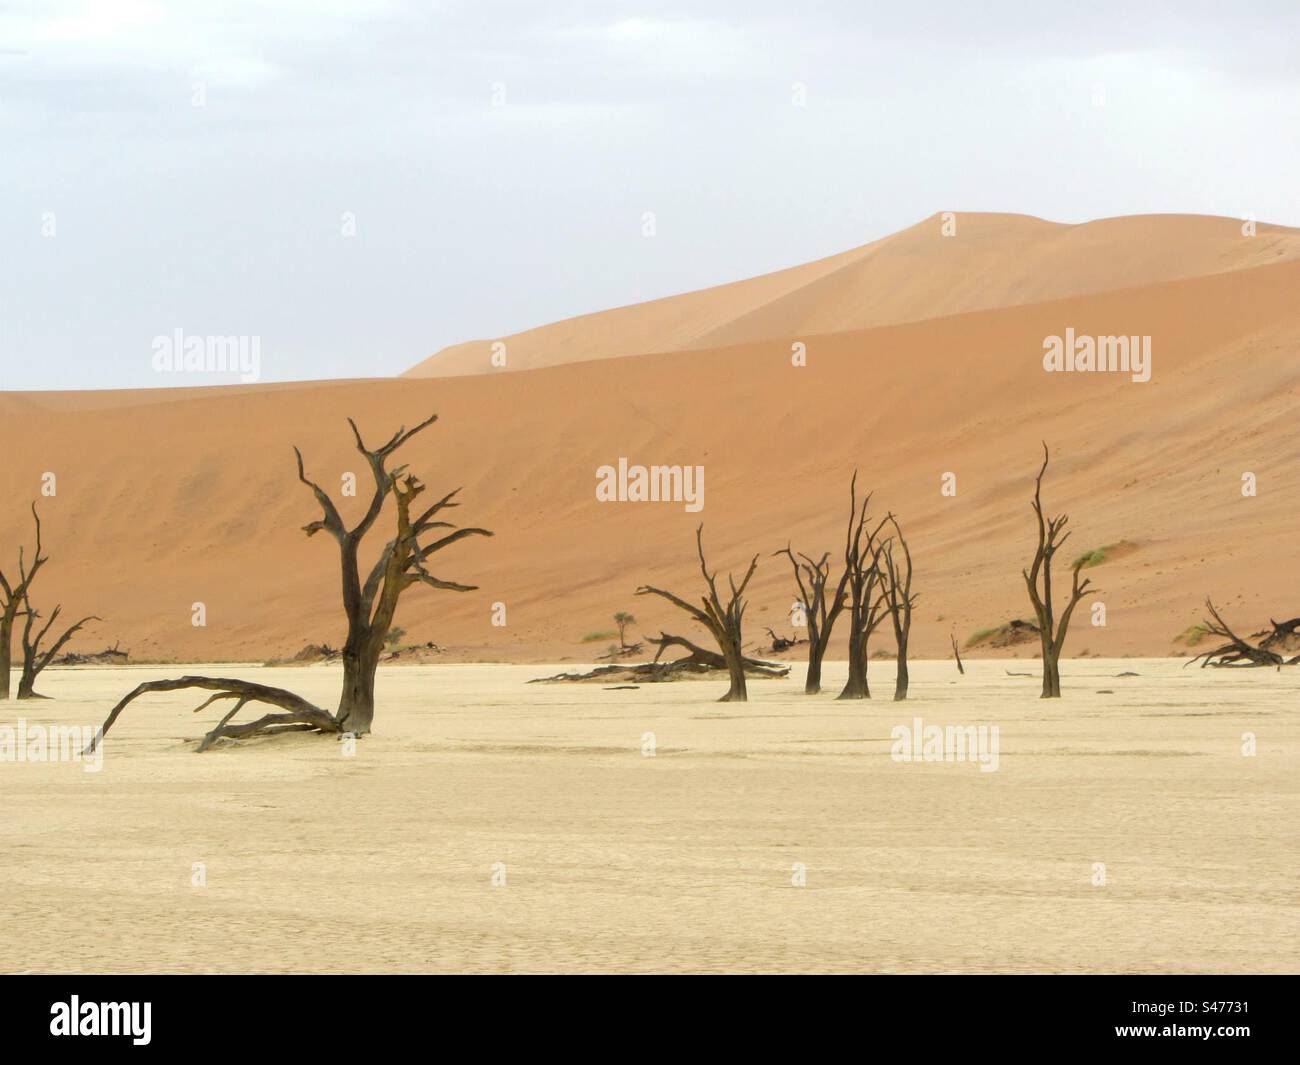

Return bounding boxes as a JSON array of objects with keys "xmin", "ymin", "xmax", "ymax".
[
  {"xmin": 1072, "ymin": 540, "xmax": 1137, "ymax": 570},
  {"xmin": 965, "ymin": 619, "xmax": 1040, "ymax": 650}
]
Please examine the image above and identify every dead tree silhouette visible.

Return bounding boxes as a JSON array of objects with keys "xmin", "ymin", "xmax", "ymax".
[
  {"xmin": 881, "ymin": 515, "xmax": 917, "ymax": 700},
  {"xmin": 1022, "ymin": 444, "xmax": 1096, "ymax": 698},
  {"xmin": 17, "ymin": 589, "xmax": 98, "ymax": 699},
  {"xmin": 838, "ymin": 475, "xmax": 890, "ymax": 700},
  {"xmin": 88, "ymin": 415, "xmax": 490, "ymax": 752},
  {"xmin": 636, "ymin": 525, "xmax": 758, "ymax": 702},
  {"xmin": 775, "ymin": 542, "xmax": 848, "ymax": 695},
  {"xmin": 0, "ymin": 504, "xmax": 47, "ymax": 701}
]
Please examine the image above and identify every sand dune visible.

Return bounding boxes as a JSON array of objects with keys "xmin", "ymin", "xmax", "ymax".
[
  {"xmin": 405, "ymin": 212, "xmax": 1300, "ymax": 377},
  {"xmin": 2, "ymin": 211, "xmax": 1298, "ymax": 666}
]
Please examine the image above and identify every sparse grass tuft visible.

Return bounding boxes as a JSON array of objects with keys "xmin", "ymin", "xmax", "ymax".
[
  {"xmin": 965, "ymin": 626, "xmax": 1001, "ymax": 648},
  {"xmin": 1175, "ymin": 623, "xmax": 1211, "ymax": 647}
]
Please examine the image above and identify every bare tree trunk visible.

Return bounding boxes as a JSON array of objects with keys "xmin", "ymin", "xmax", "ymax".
[
  {"xmin": 721, "ymin": 640, "xmax": 748, "ymax": 701},
  {"xmin": 16, "ymin": 668, "xmax": 37, "ymax": 700},
  {"xmin": 894, "ymin": 636, "xmax": 909, "ymax": 701},
  {"xmin": 805, "ymin": 647, "xmax": 825, "ymax": 695},
  {"xmin": 1035, "ymin": 621, "xmax": 1056, "ymax": 699},
  {"xmin": 808, "ymin": 625, "xmax": 842, "ymax": 693},
  {"xmin": 337, "ymin": 638, "xmax": 381, "ymax": 733},
  {"xmin": 840, "ymin": 625, "xmax": 869, "ymax": 699},
  {"xmin": 0, "ymin": 504, "xmax": 49, "ymax": 701},
  {"xmin": 1042, "ymin": 654, "xmax": 1061, "ymax": 697},
  {"xmin": 950, "ymin": 630, "xmax": 965, "ymax": 674},
  {"xmin": 0, "ymin": 615, "xmax": 13, "ymax": 700}
]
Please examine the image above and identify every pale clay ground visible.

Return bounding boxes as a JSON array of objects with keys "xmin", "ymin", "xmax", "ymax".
[{"xmin": 0, "ymin": 659, "xmax": 1295, "ymax": 974}]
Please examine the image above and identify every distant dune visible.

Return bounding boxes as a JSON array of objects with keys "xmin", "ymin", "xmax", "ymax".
[
  {"xmin": 405, "ymin": 212, "xmax": 1300, "ymax": 377},
  {"xmin": 2, "ymin": 212, "xmax": 1298, "ymax": 664}
]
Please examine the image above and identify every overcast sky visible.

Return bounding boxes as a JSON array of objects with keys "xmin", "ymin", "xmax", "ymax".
[{"xmin": 2, "ymin": 0, "xmax": 1297, "ymax": 390}]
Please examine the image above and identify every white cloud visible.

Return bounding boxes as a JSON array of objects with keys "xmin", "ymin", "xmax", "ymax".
[{"xmin": 1, "ymin": 0, "xmax": 1297, "ymax": 390}]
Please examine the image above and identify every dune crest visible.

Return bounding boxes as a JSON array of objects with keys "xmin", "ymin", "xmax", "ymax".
[{"xmin": 405, "ymin": 211, "xmax": 1300, "ymax": 377}]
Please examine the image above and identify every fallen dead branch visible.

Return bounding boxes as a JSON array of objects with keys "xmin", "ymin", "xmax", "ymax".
[
  {"xmin": 86, "ymin": 676, "xmax": 340, "ymax": 755},
  {"xmin": 53, "ymin": 641, "xmax": 129, "ymax": 666},
  {"xmin": 531, "ymin": 631, "xmax": 788, "ymax": 685},
  {"xmin": 1186, "ymin": 599, "xmax": 1300, "ymax": 669}
]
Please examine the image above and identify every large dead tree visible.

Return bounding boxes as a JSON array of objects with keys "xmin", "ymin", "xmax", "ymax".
[
  {"xmin": 839, "ymin": 475, "xmax": 890, "ymax": 700},
  {"xmin": 881, "ymin": 515, "xmax": 917, "ymax": 701},
  {"xmin": 1186, "ymin": 599, "xmax": 1300, "ymax": 669},
  {"xmin": 635, "ymin": 525, "xmax": 758, "ymax": 702},
  {"xmin": 775, "ymin": 544, "xmax": 848, "ymax": 694},
  {"xmin": 0, "ymin": 504, "xmax": 47, "ymax": 700},
  {"xmin": 17, "ymin": 588, "xmax": 98, "ymax": 699},
  {"xmin": 1023, "ymin": 444, "xmax": 1095, "ymax": 698},
  {"xmin": 88, "ymin": 415, "xmax": 490, "ymax": 753},
  {"xmin": 294, "ymin": 415, "xmax": 494, "ymax": 733}
]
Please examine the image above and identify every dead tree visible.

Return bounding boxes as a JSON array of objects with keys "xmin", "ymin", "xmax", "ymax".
[
  {"xmin": 16, "ymin": 588, "xmax": 98, "ymax": 699},
  {"xmin": 1023, "ymin": 444, "xmax": 1096, "ymax": 698},
  {"xmin": 1186, "ymin": 599, "xmax": 1299, "ymax": 668},
  {"xmin": 0, "ymin": 504, "xmax": 47, "ymax": 700},
  {"xmin": 950, "ymin": 629, "xmax": 965, "ymax": 674},
  {"xmin": 295, "ymin": 415, "xmax": 494, "ymax": 733},
  {"xmin": 839, "ymin": 475, "xmax": 890, "ymax": 700},
  {"xmin": 881, "ymin": 515, "xmax": 918, "ymax": 700},
  {"xmin": 635, "ymin": 525, "xmax": 758, "ymax": 701},
  {"xmin": 88, "ymin": 415, "xmax": 490, "ymax": 752},
  {"xmin": 775, "ymin": 544, "xmax": 848, "ymax": 694}
]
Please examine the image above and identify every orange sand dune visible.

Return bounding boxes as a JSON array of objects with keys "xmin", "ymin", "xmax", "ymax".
[
  {"xmin": 2, "ymin": 212, "xmax": 1298, "ymax": 666},
  {"xmin": 405, "ymin": 212, "xmax": 1300, "ymax": 377}
]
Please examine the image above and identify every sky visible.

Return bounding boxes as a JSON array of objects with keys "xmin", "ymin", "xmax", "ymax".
[{"xmin": 2, "ymin": 0, "xmax": 1298, "ymax": 390}]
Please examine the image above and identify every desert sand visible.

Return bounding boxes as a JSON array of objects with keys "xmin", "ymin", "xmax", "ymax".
[
  {"xmin": 2, "ymin": 213, "xmax": 1299, "ymax": 665},
  {"xmin": 1, "ymin": 659, "xmax": 1294, "ymax": 974}
]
